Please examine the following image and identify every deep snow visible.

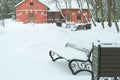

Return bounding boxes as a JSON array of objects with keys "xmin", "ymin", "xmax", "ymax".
[{"xmin": 0, "ymin": 19, "xmax": 120, "ymax": 80}]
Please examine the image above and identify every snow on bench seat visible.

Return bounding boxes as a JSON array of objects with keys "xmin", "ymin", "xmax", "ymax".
[{"xmin": 50, "ymin": 45, "xmax": 89, "ymax": 61}]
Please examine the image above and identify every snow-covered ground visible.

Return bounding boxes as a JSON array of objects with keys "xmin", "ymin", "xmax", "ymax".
[{"xmin": 0, "ymin": 19, "xmax": 120, "ymax": 80}]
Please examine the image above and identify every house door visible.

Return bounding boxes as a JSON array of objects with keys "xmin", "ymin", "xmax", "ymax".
[{"xmin": 29, "ymin": 13, "xmax": 34, "ymax": 22}]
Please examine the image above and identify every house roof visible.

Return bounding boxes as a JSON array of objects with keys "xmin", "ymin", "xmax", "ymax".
[
  {"xmin": 15, "ymin": 0, "xmax": 49, "ymax": 9},
  {"xmin": 15, "ymin": 0, "xmax": 25, "ymax": 8},
  {"xmin": 60, "ymin": 0, "xmax": 93, "ymax": 9},
  {"xmin": 39, "ymin": 0, "xmax": 59, "ymax": 12},
  {"xmin": 15, "ymin": 0, "xmax": 92, "ymax": 11},
  {"xmin": 41, "ymin": 0, "xmax": 93, "ymax": 11}
]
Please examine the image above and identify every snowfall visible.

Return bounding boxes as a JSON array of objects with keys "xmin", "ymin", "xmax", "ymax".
[{"xmin": 0, "ymin": 19, "xmax": 120, "ymax": 80}]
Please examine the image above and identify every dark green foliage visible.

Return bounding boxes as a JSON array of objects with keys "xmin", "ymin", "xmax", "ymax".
[{"xmin": 0, "ymin": 0, "xmax": 22, "ymax": 19}]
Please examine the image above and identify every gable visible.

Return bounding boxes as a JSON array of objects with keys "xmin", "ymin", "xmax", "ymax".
[{"xmin": 15, "ymin": 0, "xmax": 49, "ymax": 10}]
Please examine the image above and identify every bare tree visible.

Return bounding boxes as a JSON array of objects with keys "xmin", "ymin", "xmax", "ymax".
[
  {"xmin": 100, "ymin": 0, "xmax": 104, "ymax": 28},
  {"xmin": 77, "ymin": 0, "xmax": 88, "ymax": 23},
  {"xmin": 85, "ymin": 0, "xmax": 96, "ymax": 26},
  {"xmin": 54, "ymin": 0, "xmax": 66, "ymax": 21}
]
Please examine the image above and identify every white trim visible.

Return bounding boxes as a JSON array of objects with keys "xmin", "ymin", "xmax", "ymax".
[{"xmin": 15, "ymin": 0, "xmax": 25, "ymax": 8}]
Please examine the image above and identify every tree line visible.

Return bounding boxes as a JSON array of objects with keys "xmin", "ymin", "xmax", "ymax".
[{"xmin": 0, "ymin": 0, "xmax": 22, "ymax": 20}]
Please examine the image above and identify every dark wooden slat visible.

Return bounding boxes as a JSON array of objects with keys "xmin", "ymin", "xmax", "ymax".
[
  {"xmin": 101, "ymin": 69, "xmax": 120, "ymax": 72},
  {"xmin": 101, "ymin": 56, "xmax": 120, "ymax": 59},
  {"xmin": 101, "ymin": 67, "xmax": 120, "ymax": 69},
  {"xmin": 101, "ymin": 64, "xmax": 120, "ymax": 66},
  {"xmin": 101, "ymin": 52, "xmax": 120, "ymax": 56},
  {"xmin": 101, "ymin": 48, "xmax": 120, "ymax": 51},
  {"xmin": 101, "ymin": 59, "xmax": 120, "ymax": 63},
  {"xmin": 99, "ymin": 73, "xmax": 120, "ymax": 76},
  {"xmin": 101, "ymin": 51, "xmax": 120, "ymax": 54}
]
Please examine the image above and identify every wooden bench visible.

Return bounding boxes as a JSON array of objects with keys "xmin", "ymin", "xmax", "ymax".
[
  {"xmin": 92, "ymin": 42, "xmax": 120, "ymax": 80},
  {"xmin": 49, "ymin": 42, "xmax": 120, "ymax": 80},
  {"xmin": 49, "ymin": 43, "xmax": 93, "ymax": 76}
]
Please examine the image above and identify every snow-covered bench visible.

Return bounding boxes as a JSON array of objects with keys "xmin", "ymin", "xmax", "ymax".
[{"xmin": 49, "ymin": 42, "xmax": 93, "ymax": 75}]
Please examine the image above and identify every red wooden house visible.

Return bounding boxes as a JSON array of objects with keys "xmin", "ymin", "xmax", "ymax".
[
  {"xmin": 15, "ymin": 0, "xmax": 91, "ymax": 24},
  {"xmin": 15, "ymin": 0, "xmax": 49, "ymax": 24}
]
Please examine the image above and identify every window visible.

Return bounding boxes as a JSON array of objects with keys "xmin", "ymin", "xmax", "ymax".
[
  {"xmin": 29, "ymin": 13, "xmax": 34, "ymax": 22},
  {"xmin": 77, "ymin": 13, "xmax": 81, "ymax": 20},
  {"xmin": 48, "ymin": 13, "xmax": 54, "ymax": 20},
  {"xmin": 30, "ymin": 2, "xmax": 33, "ymax": 6}
]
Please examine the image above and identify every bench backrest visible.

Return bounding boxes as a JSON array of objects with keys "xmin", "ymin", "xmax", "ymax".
[{"xmin": 92, "ymin": 44, "xmax": 120, "ymax": 77}]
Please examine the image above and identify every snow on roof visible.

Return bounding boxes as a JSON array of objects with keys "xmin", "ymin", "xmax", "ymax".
[
  {"xmin": 15, "ymin": 0, "xmax": 49, "ymax": 8},
  {"xmin": 15, "ymin": 0, "xmax": 92, "ymax": 11},
  {"xmin": 60, "ymin": 0, "xmax": 93, "ymax": 9},
  {"xmin": 43, "ymin": 0, "xmax": 93, "ymax": 11},
  {"xmin": 39, "ymin": 0, "xmax": 59, "ymax": 12},
  {"xmin": 15, "ymin": 0, "xmax": 25, "ymax": 8}
]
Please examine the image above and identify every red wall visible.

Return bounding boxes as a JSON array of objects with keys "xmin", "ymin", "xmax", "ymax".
[
  {"xmin": 62, "ymin": 9, "xmax": 91, "ymax": 23},
  {"xmin": 16, "ymin": 0, "xmax": 48, "ymax": 24}
]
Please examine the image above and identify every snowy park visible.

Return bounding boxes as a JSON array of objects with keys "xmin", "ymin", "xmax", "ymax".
[
  {"xmin": 0, "ymin": 0, "xmax": 120, "ymax": 79},
  {"xmin": 0, "ymin": 19, "xmax": 120, "ymax": 80}
]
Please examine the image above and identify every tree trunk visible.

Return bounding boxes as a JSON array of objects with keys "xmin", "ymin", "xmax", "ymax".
[
  {"xmin": 54, "ymin": 0, "xmax": 66, "ymax": 21},
  {"xmin": 100, "ymin": 0, "xmax": 104, "ymax": 28},
  {"xmin": 85, "ymin": 0, "xmax": 96, "ymax": 26},
  {"xmin": 110, "ymin": 0, "xmax": 119, "ymax": 32},
  {"xmin": 95, "ymin": 0, "xmax": 98, "ymax": 21},
  {"xmin": 77, "ymin": 0, "xmax": 88, "ymax": 23},
  {"xmin": 107, "ymin": 0, "xmax": 112, "ymax": 27}
]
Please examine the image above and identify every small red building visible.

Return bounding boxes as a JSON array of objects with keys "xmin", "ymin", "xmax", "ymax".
[{"xmin": 15, "ymin": 0, "xmax": 49, "ymax": 24}]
